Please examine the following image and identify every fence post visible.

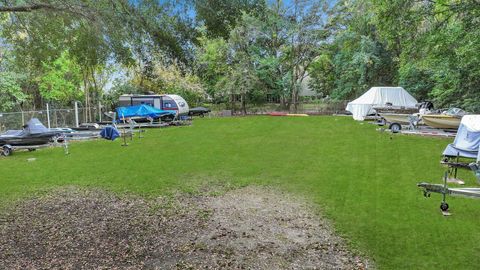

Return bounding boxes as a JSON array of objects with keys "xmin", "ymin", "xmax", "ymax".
[
  {"xmin": 74, "ymin": 101, "xmax": 79, "ymax": 127},
  {"xmin": 46, "ymin": 103, "xmax": 51, "ymax": 129},
  {"xmin": 21, "ymin": 110, "xmax": 25, "ymax": 126},
  {"xmin": 98, "ymin": 101, "xmax": 102, "ymax": 122}
]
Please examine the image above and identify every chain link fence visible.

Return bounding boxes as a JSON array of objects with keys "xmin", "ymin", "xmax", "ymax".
[
  {"xmin": 0, "ymin": 104, "xmax": 106, "ymax": 132},
  {"xmin": 0, "ymin": 100, "xmax": 350, "ymax": 131},
  {"xmin": 207, "ymin": 100, "xmax": 350, "ymax": 116}
]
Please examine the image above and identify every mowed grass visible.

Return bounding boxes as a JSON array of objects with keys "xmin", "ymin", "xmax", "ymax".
[{"xmin": 1, "ymin": 116, "xmax": 480, "ymax": 269}]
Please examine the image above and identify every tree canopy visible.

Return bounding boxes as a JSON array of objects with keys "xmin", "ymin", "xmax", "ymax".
[{"xmin": 0, "ymin": 0, "xmax": 478, "ymax": 112}]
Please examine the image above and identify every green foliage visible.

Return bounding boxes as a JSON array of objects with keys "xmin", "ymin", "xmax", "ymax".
[
  {"xmin": 129, "ymin": 61, "xmax": 206, "ymax": 106},
  {"xmin": 102, "ymin": 81, "xmax": 142, "ymax": 110},
  {"xmin": 398, "ymin": 63, "xmax": 435, "ymax": 102},
  {"xmin": 0, "ymin": 72, "xmax": 28, "ymax": 111},
  {"xmin": 195, "ymin": 0, "xmax": 267, "ymax": 39},
  {"xmin": 308, "ymin": 53, "xmax": 334, "ymax": 97},
  {"xmin": 0, "ymin": 0, "xmax": 198, "ymax": 110},
  {"xmin": 305, "ymin": 0, "xmax": 480, "ymax": 112},
  {"xmin": 195, "ymin": 35, "xmax": 229, "ymax": 100},
  {"xmin": 0, "ymin": 0, "xmax": 479, "ymax": 111},
  {"xmin": 39, "ymin": 51, "xmax": 82, "ymax": 105}
]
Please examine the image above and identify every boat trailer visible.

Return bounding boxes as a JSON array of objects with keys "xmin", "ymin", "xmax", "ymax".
[
  {"xmin": 418, "ymin": 160, "xmax": 480, "ymax": 212},
  {"xmin": 1, "ymin": 137, "xmax": 69, "ymax": 157}
]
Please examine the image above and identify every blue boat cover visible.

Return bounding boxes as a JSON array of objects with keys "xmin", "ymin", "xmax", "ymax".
[
  {"xmin": 100, "ymin": 126, "xmax": 120, "ymax": 141},
  {"xmin": 116, "ymin": 105, "xmax": 176, "ymax": 119},
  {"xmin": 443, "ymin": 115, "xmax": 480, "ymax": 161}
]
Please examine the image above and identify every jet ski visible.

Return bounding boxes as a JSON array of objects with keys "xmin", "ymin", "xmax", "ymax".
[{"xmin": 0, "ymin": 118, "xmax": 62, "ymax": 147}]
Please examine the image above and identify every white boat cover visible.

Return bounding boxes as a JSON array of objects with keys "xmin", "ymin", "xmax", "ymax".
[
  {"xmin": 443, "ymin": 115, "xmax": 480, "ymax": 161},
  {"xmin": 346, "ymin": 87, "xmax": 418, "ymax": 120}
]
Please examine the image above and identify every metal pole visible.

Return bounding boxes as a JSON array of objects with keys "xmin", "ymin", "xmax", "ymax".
[
  {"xmin": 21, "ymin": 110, "xmax": 25, "ymax": 126},
  {"xmin": 74, "ymin": 101, "xmax": 79, "ymax": 127},
  {"xmin": 98, "ymin": 101, "xmax": 102, "ymax": 122},
  {"xmin": 46, "ymin": 103, "xmax": 51, "ymax": 129}
]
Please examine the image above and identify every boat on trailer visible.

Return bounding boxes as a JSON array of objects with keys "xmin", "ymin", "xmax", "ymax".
[
  {"xmin": 0, "ymin": 118, "xmax": 61, "ymax": 147},
  {"xmin": 421, "ymin": 108, "xmax": 465, "ymax": 130},
  {"xmin": 417, "ymin": 115, "xmax": 480, "ymax": 213},
  {"xmin": 0, "ymin": 118, "xmax": 64, "ymax": 156}
]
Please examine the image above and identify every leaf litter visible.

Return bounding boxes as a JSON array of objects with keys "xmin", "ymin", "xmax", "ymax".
[{"xmin": 0, "ymin": 186, "xmax": 371, "ymax": 269}]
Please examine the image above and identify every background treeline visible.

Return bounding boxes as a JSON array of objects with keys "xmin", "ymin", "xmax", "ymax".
[{"xmin": 0, "ymin": 0, "xmax": 479, "ymax": 115}]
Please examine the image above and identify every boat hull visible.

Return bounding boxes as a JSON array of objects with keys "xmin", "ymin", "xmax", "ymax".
[
  {"xmin": 0, "ymin": 132, "xmax": 59, "ymax": 146},
  {"xmin": 421, "ymin": 115, "xmax": 461, "ymax": 129},
  {"xmin": 0, "ymin": 134, "xmax": 56, "ymax": 146},
  {"xmin": 381, "ymin": 113, "xmax": 411, "ymax": 124}
]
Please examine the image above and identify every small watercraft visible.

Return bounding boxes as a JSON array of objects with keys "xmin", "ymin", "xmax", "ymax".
[
  {"xmin": 421, "ymin": 108, "xmax": 465, "ymax": 130},
  {"xmin": 0, "ymin": 118, "xmax": 61, "ymax": 146},
  {"xmin": 188, "ymin": 107, "xmax": 211, "ymax": 117}
]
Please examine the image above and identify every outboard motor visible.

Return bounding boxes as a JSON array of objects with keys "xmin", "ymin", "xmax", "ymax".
[{"xmin": 419, "ymin": 101, "xmax": 434, "ymax": 114}]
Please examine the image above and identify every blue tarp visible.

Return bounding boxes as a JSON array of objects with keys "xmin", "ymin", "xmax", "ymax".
[
  {"xmin": 116, "ymin": 105, "xmax": 176, "ymax": 119},
  {"xmin": 443, "ymin": 115, "xmax": 480, "ymax": 161},
  {"xmin": 100, "ymin": 126, "xmax": 120, "ymax": 141}
]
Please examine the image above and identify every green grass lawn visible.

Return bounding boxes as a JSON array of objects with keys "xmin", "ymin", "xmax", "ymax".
[{"xmin": 1, "ymin": 116, "xmax": 480, "ymax": 269}]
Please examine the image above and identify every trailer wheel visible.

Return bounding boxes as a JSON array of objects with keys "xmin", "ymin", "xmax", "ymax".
[
  {"xmin": 377, "ymin": 117, "xmax": 386, "ymax": 126},
  {"xmin": 440, "ymin": 202, "xmax": 449, "ymax": 211},
  {"xmin": 2, "ymin": 146, "xmax": 12, "ymax": 156},
  {"xmin": 389, "ymin": 123, "xmax": 402, "ymax": 133}
]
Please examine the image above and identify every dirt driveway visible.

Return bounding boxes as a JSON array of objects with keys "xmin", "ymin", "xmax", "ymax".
[{"xmin": 0, "ymin": 186, "xmax": 370, "ymax": 269}]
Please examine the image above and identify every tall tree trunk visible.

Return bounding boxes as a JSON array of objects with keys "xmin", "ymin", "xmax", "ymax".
[
  {"xmin": 280, "ymin": 96, "xmax": 286, "ymax": 109},
  {"xmin": 229, "ymin": 93, "xmax": 235, "ymax": 113},
  {"xmin": 290, "ymin": 67, "xmax": 298, "ymax": 113},
  {"xmin": 90, "ymin": 67, "xmax": 99, "ymax": 121},
  {"xmin": 241, "ymin": 93, "xmax": 246, "ymax": 115}
]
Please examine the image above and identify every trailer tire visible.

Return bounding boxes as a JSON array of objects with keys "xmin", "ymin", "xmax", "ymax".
[
  {"xmin": 377, "ymin": 117, "xmax": 386, "ymax": 126},
  {"xmin": 440, "ymin": 202, "xmax": 449, "ymax": 211},
  {"xmin": 389, "ymin": 123, "xmax": 402, "ymax": 133},
  {"xmin": 2, "ymin": 146, "xmax": 12, "ymax": 156}
]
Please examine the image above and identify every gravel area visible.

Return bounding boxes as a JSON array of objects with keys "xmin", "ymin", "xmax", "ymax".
[{"xmin": 0, "ymin": 186, "xmax": 371, "ymax": 269}]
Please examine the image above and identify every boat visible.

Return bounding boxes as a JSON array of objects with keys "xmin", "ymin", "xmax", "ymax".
[
  {"xmin": 380, "ymin": 113, "xmax": 412, "ymax": 125},
  {"xmin": 188, "ymin": 107, "xmax": 211, "ymax": 117},
  {"xmin": 0, "ymin": 118, "xmax": 62, "ymax": 146},
  {"xmin": 269, "ymin": 112, "xmax": 287, "ymax": 116},
  {"xmin": 116, "ymin": 104, "xmax": 177, "ymax": 122},
  {"xmin": 421, "ymin": 108, "xmax": 465, "ymax": 130},
  {"xmin": 373, "ymin": 106, "xmax": 419, "ymax": 115}
]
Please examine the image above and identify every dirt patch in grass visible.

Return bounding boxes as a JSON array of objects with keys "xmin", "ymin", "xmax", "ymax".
[{"xmin": 0, "ymin": 186, "xmax": 371, "ymax": 269}]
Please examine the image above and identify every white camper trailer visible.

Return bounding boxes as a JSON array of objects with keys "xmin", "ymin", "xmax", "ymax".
[{"xmin": 118, "ymin": 94, "xmax": 189, "ymax": 115}]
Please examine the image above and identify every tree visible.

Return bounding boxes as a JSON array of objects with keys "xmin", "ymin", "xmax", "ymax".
[
  {"xmin": 0, "ymin": 0, "xmax": 198, "ymax": 112},
  {"xmin": 282, "ymin": 0, "xmax": 330, "ymax": 111},
  {"xmin": 195, "ymin": 0, "xmax": 267, "ymax": 39},
  {"xmin": 39, "ymin": 51, "xmax": 82, "ymax": 105},
  {"xmin": 0, "ymin": 72, "xmax": 28, "ymax": 111},
  {"xmin": 195, "ymin": 35, "xmax": 229, "ymax": 102}
]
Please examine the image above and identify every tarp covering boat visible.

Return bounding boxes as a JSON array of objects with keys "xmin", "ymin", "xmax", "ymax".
[
  {"xmin": 23, "ymin": 118, "xmax": 50, "ymax": 134},
  {"xmin": 116, "ymin": 105, "xmax": 176, "ymax": 120},
  {"xmin": 443, "ymin": 115, "xmax": 480, "ymax": 161},
  {"xmin": 0, "ymin": 118, "xmax": 60, "ymax": 146},
  {"xmin": 346, "ymin": 87, "xmax": 418, "ymax": 121}
]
